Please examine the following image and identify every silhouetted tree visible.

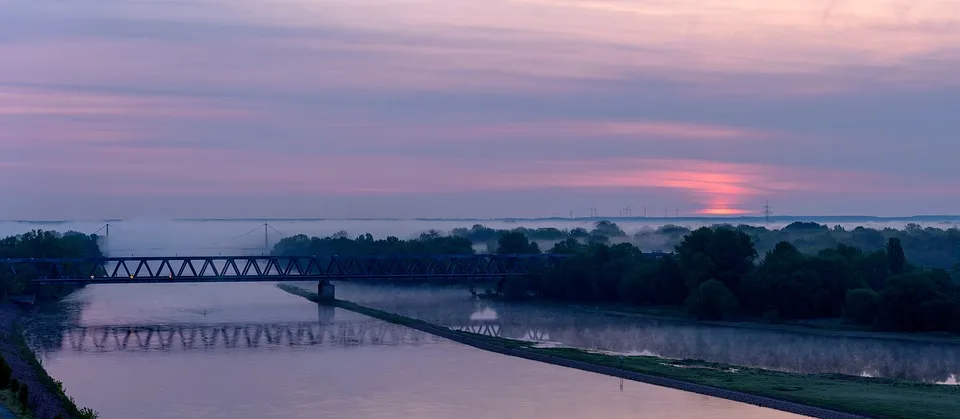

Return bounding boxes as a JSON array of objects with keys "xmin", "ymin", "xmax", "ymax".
[{"xmin": 888, "ymin": 237, "xmax": 906, "ymax": 275}]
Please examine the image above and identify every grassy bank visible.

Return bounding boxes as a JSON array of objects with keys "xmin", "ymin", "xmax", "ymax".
[
  {"xmin": 11, "ymin": 326, "xmax": 99, "ymax": 419},
  {"xmin": 277, "ymin": 284, "xmax": 960, "ymax": 419},
  {"xmin": 474, "ymin": 294, "xmax": 960, "ymax": 345},
  {"xmin": 0, "ymin": 304, "xmax": 98, "ymax": 419},
  {"xmin": 580, "ymin": 303, "xmax": 960, "ymax": 345}
]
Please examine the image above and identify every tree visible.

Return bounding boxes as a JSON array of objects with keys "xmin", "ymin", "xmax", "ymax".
[
  {"xmin": 0, "ymin": 357, "xmax": 9, "ymax": 389},
  {"xmin": 887, "ymin": 237, "xmax": 906, "ymax": 275},
  {"xmin": 549, "ymin": 239, "xmax": 582, "ymax": 255},
  {"xmin": 17, "ymin": 383, "xmax": 27, "ymax": 408},
  {"xmin": 843, "ymin": 288, "xmax": 879, "ymax": 325},
  {"xmin": 496, "ymin": 232, "xmax": 540, "ymax": 254},
  {"xmin": 590, "ymin": 220, "xmax": 626, "ymax": 237},
  {"xmin": 675, "ymin": 227, "xmax": 757, "ymax": 294},
  {"xmin": 684, "ymin": 279, "xmax": 743, "ymax": 320},
  {"xmin": 875, "ymin": 272, "xmax": 947, "ymax": 332}
]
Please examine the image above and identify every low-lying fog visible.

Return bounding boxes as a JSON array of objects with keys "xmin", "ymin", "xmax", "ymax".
[{"xmin": 2, "ymin": 217, "xmax": 959, "ymax": 256}]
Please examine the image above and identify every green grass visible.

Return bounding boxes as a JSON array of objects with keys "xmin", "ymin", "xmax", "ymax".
[
  {"xmin": 9, "ymin": 325, "xmax": 99, "ymax": 419},
  {"xmin": 276, "ymin": 283, "xmax": 960, "ymax": 419},
  {"xmin": 0, "ymin": 388, "xmax": 33, "ymax": 419}
]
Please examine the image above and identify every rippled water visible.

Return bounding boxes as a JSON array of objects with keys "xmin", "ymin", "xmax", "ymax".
[
  {"xmin": 325, "ymin": 282, "xmax": 960, "ymax": 384},
  {"xmin": 23, "ymin": 283, "xmax": 801, "ymax": 419}
]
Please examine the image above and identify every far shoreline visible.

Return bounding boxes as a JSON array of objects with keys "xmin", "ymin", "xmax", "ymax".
[{"xmin": 278, "ymin": 284, "xmax": 960, "ymax": 419}]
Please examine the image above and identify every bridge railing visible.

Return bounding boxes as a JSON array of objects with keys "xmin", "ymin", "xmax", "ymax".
[{"xmin": 0, "ymin": 254, "xmax": 569, "ymax": 284}]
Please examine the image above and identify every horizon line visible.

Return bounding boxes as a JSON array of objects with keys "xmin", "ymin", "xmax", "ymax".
[{"xmin": 4, "ymin": 215, "xmax": 960, "ymax": 224}]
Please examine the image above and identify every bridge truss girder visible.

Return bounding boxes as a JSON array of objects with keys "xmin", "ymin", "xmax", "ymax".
[{"xmin": 0, "ymin": 254, "xmax": 566, "ymax": 284}]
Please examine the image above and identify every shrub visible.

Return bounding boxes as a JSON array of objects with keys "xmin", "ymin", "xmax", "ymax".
[
  {"xmin": 17, "ymin": 383, "xmax": 28, "ymax": 408},
  {"xmin": 843, "ymin": 288, "xmax": 879, "ymax": 325},
  {"xmin": 9, "ymin": 378, "xmax": 18, "ymax": 391},
  {"xmin": 684, "ymin": 279, "xmax": 743, "ymax": 320},
  {"xmin": 0, "ymin": 358, "xmax": 10, "ymax": 389}
]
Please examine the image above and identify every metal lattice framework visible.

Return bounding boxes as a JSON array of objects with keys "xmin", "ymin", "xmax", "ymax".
[{"xmin": 1, "ymin": 254, "xmax": 566, "ymax": 285}]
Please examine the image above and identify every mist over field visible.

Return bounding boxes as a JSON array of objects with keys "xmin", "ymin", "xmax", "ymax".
[{"xmin": 3, "ymin": 216, "xmax": 960, "ymax": 257}]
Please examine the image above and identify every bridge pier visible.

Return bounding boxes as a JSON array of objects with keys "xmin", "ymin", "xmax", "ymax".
[{"xmin": 318, "ymin": 280, "xmax": 335, "ymax": 300}]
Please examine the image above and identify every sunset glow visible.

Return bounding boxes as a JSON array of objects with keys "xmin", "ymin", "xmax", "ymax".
[{"xmin": 3, "ymin": 0, "xmax": 960, "ymax": 218}]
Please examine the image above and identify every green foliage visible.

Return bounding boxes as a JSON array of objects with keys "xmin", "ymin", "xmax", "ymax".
[
  {"xmin": 0, "ymin": 356, "xmax": 9, "ymax": 389},
  {"xmin": 17, "ymin": 383, "xmax": 28, "ymax": 408},
  {"xmin": 0, "ymin": 229, "xmax": 103, "ymax": 300},
  {"xmin": 887, "ymin": 237, "xmax": 906, "ymax": 275},
  {"xmin": 684, "ymin": 279, "xmax": 743, "ymax": 320},
  {"xmin": 272, "ymin": 231, "xmax": 475, "ymax": 256},
  {"xmin": 874, "ymin": 271, "xmax": 956, "ymax": 332},
  {"xmin": 590, "ymin": 220, "xmax": 626, "ymax": 237},
  {"xmin": 675, "ymin": 226, "xmax": 757, "ymax": 293},
  {"xmin": 274, "ymin": 223, "xmax": 960, "ymax": 335},
  {"xmin": 496, "ymin": 232, "xmax": 541, "ymax": 254},
  {"xmin": 843, "ymin": 288, "xmax": 879, "ymax": 325}
]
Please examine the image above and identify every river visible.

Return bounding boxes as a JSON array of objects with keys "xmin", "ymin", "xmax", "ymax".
[
  {"xmin": 23, "ymin": 283, "xmax": 802, "ymax": 419},
  {"xmin": 327, "ymin": 282, "xmax": 960, "ymax": 384}
]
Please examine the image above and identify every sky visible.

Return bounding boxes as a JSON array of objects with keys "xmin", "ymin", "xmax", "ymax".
[{"xmin": 2, "ymin": 0, "xmax": 960, "ymax": 220}]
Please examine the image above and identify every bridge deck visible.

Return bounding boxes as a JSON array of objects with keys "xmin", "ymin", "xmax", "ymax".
[{"xmin": 1, "ymin": 254, "xmax": 565, "ymax": 285}]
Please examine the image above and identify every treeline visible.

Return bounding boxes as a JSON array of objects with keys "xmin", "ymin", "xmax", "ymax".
[
  {"xmin": 0, "ymin": 230, "xmax": 103, "ymax": 301},
  {"xmin": 454, "ymin": 221, "xmax": 960, "ymax": 272},
  {"xmin": 272, "ymin": 231, "xmax": 475, "ymax": 256},
  {"xmin": 452, "ymin": 221, "xmax": 626, "ymax": 250},
  {"xmin": 496, "ymin": 227, "xmax": 960, "ymax": 334}
]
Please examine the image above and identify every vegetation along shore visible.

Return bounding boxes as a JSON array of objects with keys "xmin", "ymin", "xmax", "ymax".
[
  {"xmin": 277, "ymin": 283, "xmax": 960, "ymax": 419},
  {"xmin": 0, "ymin": 231, "xmax": 103, "ymax": 419}
]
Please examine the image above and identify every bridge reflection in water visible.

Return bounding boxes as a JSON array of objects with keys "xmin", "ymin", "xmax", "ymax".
[
  {"xmin": 55, "ymin": 303, "xmax": 542, "ymax": 353},
  {"xmin": 65, "ymin": 320, "xmax": 446, "ymax": 352}
]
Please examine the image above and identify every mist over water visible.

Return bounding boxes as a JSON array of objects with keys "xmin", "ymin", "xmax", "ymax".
[
  {"xmin": 3, "ymin": 216, "xmax": 959, "ymax": 256},
  {"xmin": 8, "ymin": 218, "xmax": 960, "ymax": 394},
  {"xmin": 323, "ymin": 283, "xmax": 960, "ymax": 384}
]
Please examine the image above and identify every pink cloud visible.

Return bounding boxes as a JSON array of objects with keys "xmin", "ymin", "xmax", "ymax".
[
  {"xmin": 460, "ymin": 120, "xmax": 773, "ymax": 140},
  {"xmin": 14, "ymin": 143, "xmax": 891, "ymax": 216},
  {"xmin": 0, "ymin": 87, "xmax": 258, "ymax": 119}
]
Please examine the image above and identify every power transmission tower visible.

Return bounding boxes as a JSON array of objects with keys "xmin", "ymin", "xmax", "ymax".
[{"xmin": 763, "ymin": 201, "xmax": 773, "ymax": 222}]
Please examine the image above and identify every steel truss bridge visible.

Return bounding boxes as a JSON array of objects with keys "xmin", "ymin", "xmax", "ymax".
[{"xmin": 1, "ymin": 254, "xmax": 565, "ymax": 285}]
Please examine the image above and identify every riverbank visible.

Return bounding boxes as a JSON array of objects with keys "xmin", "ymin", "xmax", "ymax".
[
  {"xmin": 578, "ymin": 303, "xmax": 960, "ymax": 346},
  {"xmin": 475, "ymin": 294, "xmax": 960, "ymax": 346},
  {"xmin": 278, "ymin": 284, "xmax": 960, "ymax": 419},
  {"xmin": 0, "ymin": 305, "xmax": 97, "ymax": 419}
]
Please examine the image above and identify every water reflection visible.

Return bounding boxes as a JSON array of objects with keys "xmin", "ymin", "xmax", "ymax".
[
  {"xmin": 59, "ymin": 320, "xmax": 443, "ymax": 353},
  {"xmin": 23, "ymin": 283, "xmax": 803, "ymax": 419},
  {"xmin": 335, "ymin": 283, "xmax": 960, "ymax": 384}
]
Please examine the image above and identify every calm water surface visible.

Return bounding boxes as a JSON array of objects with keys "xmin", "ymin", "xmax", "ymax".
[
  {"xmin": 328, "ymin": 283, "xmax": 960, "ymax": 384},
  {"xmin": 24, "ymin": 283, "xmax": 802, "ymax": 419}
]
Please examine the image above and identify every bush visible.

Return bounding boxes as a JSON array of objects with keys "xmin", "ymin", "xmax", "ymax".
[
  {"xmin": 17, "ymin": 383, "xmax": 28, "ymax": 408},
  {"xmin": 843, "ymin": 288, "xmax": 879, "ymax": 325},
  {"xmin": 684, "ymin": 279, "xmax": 743, "ymax": 320},
  {"xmin": 9, "ymin": 378, "xmax": 18, "ymax": 391},
  {"xmin": 0, "ymin": 358, "xmax": 10, "ymax": 390}
]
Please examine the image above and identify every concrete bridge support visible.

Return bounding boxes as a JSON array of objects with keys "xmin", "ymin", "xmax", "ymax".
[{"xmin": 318, "ymin": 280, "xmax": 335, "ymax": 300}]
